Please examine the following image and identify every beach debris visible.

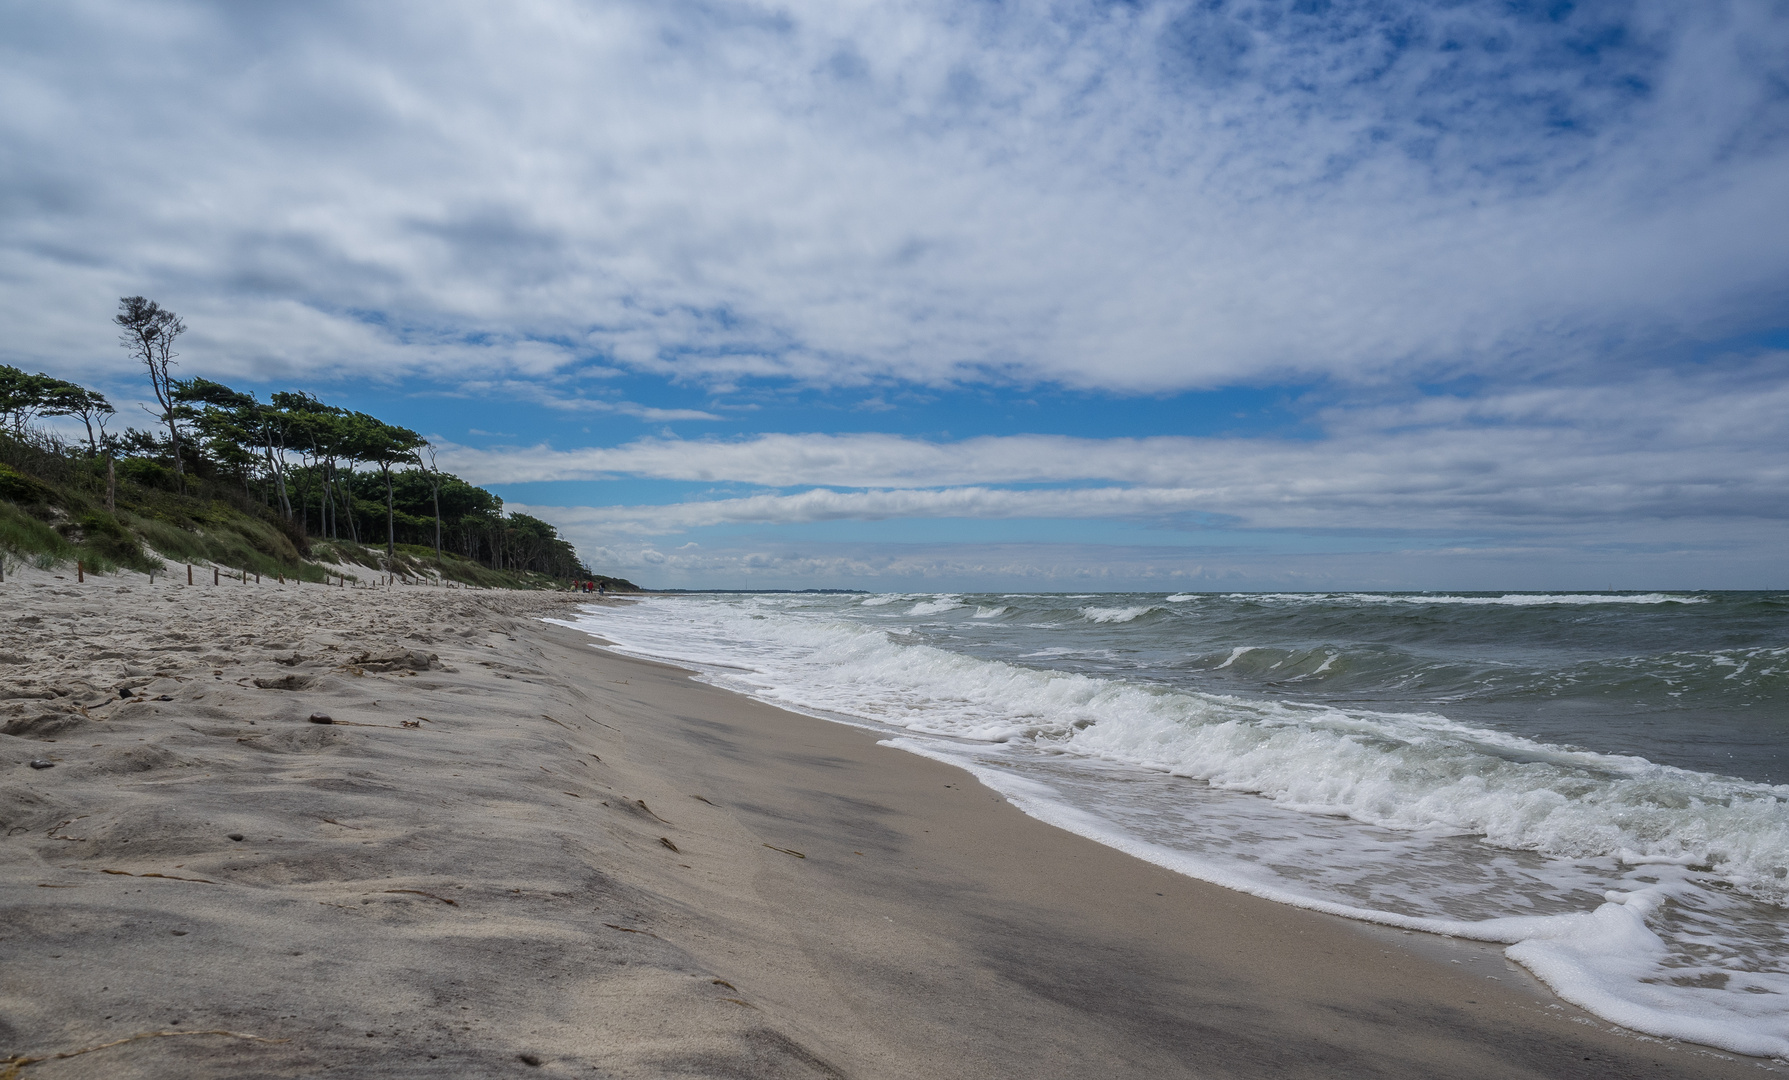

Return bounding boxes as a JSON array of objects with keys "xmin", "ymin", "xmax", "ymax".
[
  {"xmin": 320, "ymin": 817, "xmax": 361, "ymax": 830},
  {"xmin": 763, "ymin": 843, "xmax": 806, "ymax": 859},
  {"xmin": 383, "ymin": 888, "xmax": 457, "ymax": 906},
  {"xmin": 253, "ymin": 673, "xmax": 313, "ymax": 691},
  {"xmin": 349, "ymin": 648, "xmax": 439, "ymax": 673},
  {"xmin": 99, "ymin": 869, "xmax": 217, "ymax": 883},
  {"xmin": 602, "ymin": 923, "xmax": 660, "ymax": 939},
  {"xmin": 0, "ymin": 1029, "xmax": 288, "ymax": 1078},
  {"xmin": 27, "ymin": 760, "xmax": 54, "ymax": 770},
  {"xmin": 634, "ymin": 799, "xmax": 671, "ymax": 823},
  {"xmin": 711, "ymin": 979, "xmax": 736, "ymax": 990},
  {"xmin": 691, "ymin": 795, "xmax": 716, "ymax": 805},
  {"xmin": 118, "ymin": 687, "xmax": 132, "ymax": 699},
  {"xmin": 307, "ymin": 713, "xmax": 333, "ymax": 724},
  {"xmin": 659, "ymin": 837, "xmax": 680, "ymax": 853},
  {"xmin": 227, "ymin": 833, "xmax": 244, "ymax": 841},
  {"xmin": 518, "ymin": 1052, "xmax": 543, "ymax": 1067},
  {"xmin": 562, "ymin": 791, "xmax": 581, "ymax": 797},
  {"xmin": 400, "ymin": 719, "xmax": 420, "ymax": 728}
]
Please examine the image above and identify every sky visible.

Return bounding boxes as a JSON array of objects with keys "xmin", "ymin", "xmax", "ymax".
[{"xmin": 3, "ymin": 0, "xmax": 1787, "ymax": 591}]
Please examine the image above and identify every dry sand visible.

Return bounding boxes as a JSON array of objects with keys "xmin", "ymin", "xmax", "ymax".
[{"xmin": 0, "ymin": 567, "xmax": 1775, "ymax": 1078}]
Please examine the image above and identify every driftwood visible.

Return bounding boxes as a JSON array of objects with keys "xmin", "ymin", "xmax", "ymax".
[{"xmin": 0, "ymin": 1029, "xmax": 287, "ymax": 1079}]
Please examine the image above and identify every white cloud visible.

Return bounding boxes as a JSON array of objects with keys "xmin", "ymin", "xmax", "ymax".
[
  {"xmin": 2, "ymin": 0, "xmax": 1785, "ymax": 392},
  {"xmin": 460, "ymin": 359, "xmax": 1789, "ymax": 534}
]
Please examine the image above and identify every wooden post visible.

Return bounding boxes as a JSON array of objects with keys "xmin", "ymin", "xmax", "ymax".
[
  {"xmin": 77, "ymin": 560, "xmax": 84, "ymax": 583},
  {"xmin": 214, "ymin": 566, "xmax": 219, "ymax": 586},
  {"xmin": 187, "ymin": 564, "xmax": 193, "ymax": 585}
]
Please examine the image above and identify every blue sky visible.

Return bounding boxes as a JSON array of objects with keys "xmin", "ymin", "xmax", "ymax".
[{"xmin": 4, "ymin": 0, "xmax": 1787, "ymax": 589}]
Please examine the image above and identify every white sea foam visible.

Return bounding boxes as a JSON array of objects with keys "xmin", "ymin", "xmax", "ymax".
[
  {"xmin": 971, "ymin": 605, "xmax": 1008, "ymax": 619},
  {"xmin": 1165, "ymin": 593, "xmax": 1198, "ymax": 602},
  {"xmin": 1080, "ymin": 604, "xmax": 1157, "ymax": 623},
  {"xmin": 908, "ymin": 597, "xmax": 965, "ymax": 616},
  {"xmin": 1232, "ymin": 592, "xmax": 1708, "ymax": 606},
  {"xmin": 560, "ymin": 595, "xmax": 1789, "ymax": 1060}
]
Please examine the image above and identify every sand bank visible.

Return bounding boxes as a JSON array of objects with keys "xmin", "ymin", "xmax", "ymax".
[{"xmin": 0, "ymin": 571, "xmax": 1771, "ymax": 1077}]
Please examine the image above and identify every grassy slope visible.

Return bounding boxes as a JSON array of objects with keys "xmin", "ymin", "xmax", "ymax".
[{"xmin": 0, "ymin": 455, "xmax": 635, "ymax": 591}]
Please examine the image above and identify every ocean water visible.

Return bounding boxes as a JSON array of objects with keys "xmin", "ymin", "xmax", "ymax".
[{"xmin": 559, "ymin": 591, "xmax": 1789, "ymax": 1059}]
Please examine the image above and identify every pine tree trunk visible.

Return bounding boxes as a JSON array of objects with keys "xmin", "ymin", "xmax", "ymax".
[{"xmin": 384, "ymin": 466, "xmax": 396, "ymax": 556}]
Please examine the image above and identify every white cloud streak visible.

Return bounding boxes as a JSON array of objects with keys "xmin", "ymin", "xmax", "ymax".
[{"xmin": 458, "ymin": 360, "xmax": 1789, "ymax": 534}]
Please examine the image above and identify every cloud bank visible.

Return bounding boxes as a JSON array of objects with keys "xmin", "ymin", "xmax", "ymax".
[{"xmin": 4, "ymin": 0, "xmax": 1787, "ymax": 392}]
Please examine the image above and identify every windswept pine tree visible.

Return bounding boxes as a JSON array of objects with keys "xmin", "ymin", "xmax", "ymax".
[{"xmin": 0, "ymin": 298, "xmax": 626, "ymax": 589}]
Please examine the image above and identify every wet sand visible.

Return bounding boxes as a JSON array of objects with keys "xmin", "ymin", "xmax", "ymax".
[{"xmin": 0, "ymin": 570, "xmax": 1772, "ymax": 1077}]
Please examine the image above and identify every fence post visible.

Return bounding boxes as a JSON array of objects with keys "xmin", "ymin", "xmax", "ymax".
[
  {"xmin": 187, "ymin": 564, "xmax": 193, "ymax": 586},
  {"xmin": 214, "ymin": 566, "xmax": 219, "ymax": 586},
  {"xmin": 77, "ymin": 560, "xmax": 84, "ymax": 583}
]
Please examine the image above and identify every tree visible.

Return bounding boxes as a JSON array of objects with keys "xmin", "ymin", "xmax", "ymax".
[
  {"xmin": 0, "ymin": 366, "xmax": 57, "ymax": 437},
  {"xmin": 175, "ymin": 378, "xmax": 297, "ymax": 518},
  {"xmin": 354, "ymin": 417, "xmax": 425, "ymax": 557},
  {"xmin": 418, "ymin": 441, "xmax": 444, "ymax": 558},
  {"xmin": 272, "ymin": 392, "xmax": 341, "ymax": 537},
  {"xmin": 114, "ymin": 297, "xmax": 187, "ymax": 483},
  {"xmin": 41, "ymin": 383, "xmax": 114, "ymax": 455}
]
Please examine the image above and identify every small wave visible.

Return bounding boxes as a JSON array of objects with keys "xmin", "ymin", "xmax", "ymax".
[
  {"xmin": 971, "ymin": 605, "xmax": 1008, "ymax": 619},
  {"xmin": 1081, "ymin": 604, "xmax": 1158, "ymax": 624},
  {"xmin": 1231, "ymin": 592, "xmax": 1707, "ymax": 606},
  {"xmin": 1165, "ymin": 593, "xmax": 1198, "ymax": 603},
  {"xmin": 562, "ymin": 593, "xmax": 1789, "ymax": 1060},
  {"xmin": 1215, "ymin": 646, "xmax": 1255, "ymax": 669},
  {"xmin": 859, "ymin": 593, "xmax": 913, "ymax": 607}
]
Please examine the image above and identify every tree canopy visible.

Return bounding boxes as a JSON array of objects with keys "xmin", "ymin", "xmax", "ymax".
[{"xmin": 0, "ymin": 299, "xmax": 594, "ymax": 581}]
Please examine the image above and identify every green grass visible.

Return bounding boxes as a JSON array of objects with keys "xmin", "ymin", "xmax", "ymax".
[{"xmin": 0, "ymin": 439, "xmax": 628, "ymax": 591}]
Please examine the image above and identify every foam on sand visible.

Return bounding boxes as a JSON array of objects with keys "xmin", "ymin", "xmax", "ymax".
[{"xmin": 576, "ymin": 594, "xmax": 1789, "ymax": 1061}]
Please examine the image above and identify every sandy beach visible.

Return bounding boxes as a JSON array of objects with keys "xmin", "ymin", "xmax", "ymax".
[{"xmin": 0, "ymin": 571, "xmax": 1774, "ymax": 1078}]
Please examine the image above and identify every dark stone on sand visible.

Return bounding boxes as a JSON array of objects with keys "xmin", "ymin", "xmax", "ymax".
[
  {"xmin": 119, "ymin": 687, "xmax": 133, "ymax": 699},
  {"xmin": 518, "ymin": 1052, "xmax": 543, "ymax": 1066},
  {"xmin": 28, "ymin": 760, "xmax": 53, "ymax": 769},
  {"xmin": 228, "ymin": 833, "xmax": 244, "ymax": 841},
  {"xmin": 308, "ymin": 713, "xmax": 333, "ymax": 724}
]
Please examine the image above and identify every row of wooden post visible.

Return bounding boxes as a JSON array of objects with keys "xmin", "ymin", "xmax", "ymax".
[{"xmin": 7, "ymin": 560, "xmax": 458, "ymax": 589}]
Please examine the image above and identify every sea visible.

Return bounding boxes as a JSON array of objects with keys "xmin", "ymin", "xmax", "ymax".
[{"xmin": 559, "ymin": 590, "xmax": 1789, "ymax": 1059}]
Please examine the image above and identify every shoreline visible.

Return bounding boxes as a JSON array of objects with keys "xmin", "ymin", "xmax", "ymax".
[{"xmin": 0, "ymin": 575, "xmax": 1773, "ymax": 1077}]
